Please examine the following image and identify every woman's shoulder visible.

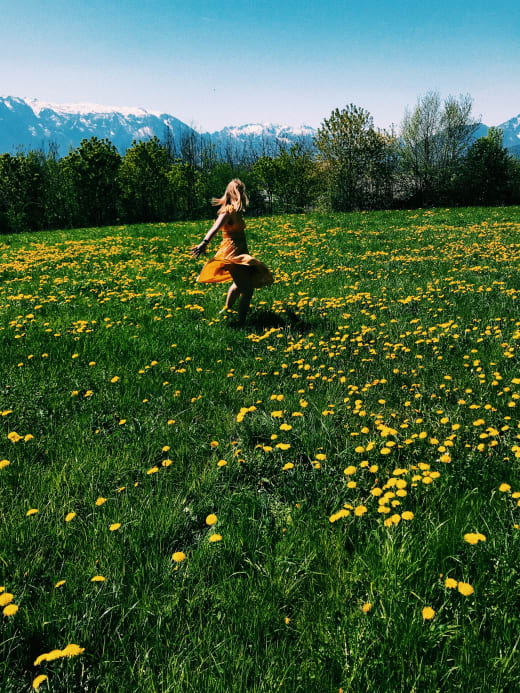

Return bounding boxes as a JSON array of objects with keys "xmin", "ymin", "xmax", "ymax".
[{"xmin": 222, "ymin": 204, "xmax": 235, "ymax": 216}]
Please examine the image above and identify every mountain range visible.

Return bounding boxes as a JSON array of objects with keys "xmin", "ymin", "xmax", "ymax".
[{"xmin": 0, "ymin": 96, "xmax": 519, "ymax": 158}]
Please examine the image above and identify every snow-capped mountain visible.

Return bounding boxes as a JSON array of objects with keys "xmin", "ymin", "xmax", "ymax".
[
  {"xmin": 0, "ymin": 96, "xmax": 518, "ymax": 158},
  {"xmin": 0, "ymin": 96, "xmax": 316, "ymax": 156}
]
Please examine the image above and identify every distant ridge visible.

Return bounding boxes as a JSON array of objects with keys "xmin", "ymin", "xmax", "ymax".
[
  {"xmin": 0, "ymin": 96, "xmax": 519, "ymax": 158},
  {"xmin": 0, "ymin": 96, "xmax": 316, "ymax": 157}
]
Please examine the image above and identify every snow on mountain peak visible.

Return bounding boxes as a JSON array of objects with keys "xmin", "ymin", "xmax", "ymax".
[{"xmin": 11, "ymin": 96, "xmax": 163, "ymax": 118}]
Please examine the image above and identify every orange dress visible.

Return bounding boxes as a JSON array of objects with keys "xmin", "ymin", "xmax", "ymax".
[{"xmin": 197, "ymin": 205, "xmax": 274, "ymax": 288}]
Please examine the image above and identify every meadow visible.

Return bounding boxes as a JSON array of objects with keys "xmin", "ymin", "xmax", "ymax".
[{"xmin": 1, "ymin": 206, "xmax": 520, "ymax": 692}]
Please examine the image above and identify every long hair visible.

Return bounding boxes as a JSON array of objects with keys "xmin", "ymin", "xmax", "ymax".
[{"xmin": 211, "ymin": 179, "xmax": 249, "ymax": 213}]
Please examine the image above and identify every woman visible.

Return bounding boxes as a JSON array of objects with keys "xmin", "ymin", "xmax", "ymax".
[{"xmin": 191, "ymin": 179, "xmax": 273, "ymax": 323}]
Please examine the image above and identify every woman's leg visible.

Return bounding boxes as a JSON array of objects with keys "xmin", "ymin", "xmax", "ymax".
[
  {"xmin": 229, "ymin": 266, "xmax": 255, "ymax": 323},
  {"xmin": 225, "ymin": 282, "xmax": 240, "ymax": 310}
]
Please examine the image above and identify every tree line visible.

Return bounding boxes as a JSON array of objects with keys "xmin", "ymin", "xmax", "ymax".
[{"xmin": 1, "ymin": 91, "xmax": 519, "ymax": 234}]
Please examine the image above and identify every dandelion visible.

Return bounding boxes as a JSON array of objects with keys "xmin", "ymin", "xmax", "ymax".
[
  {"xmin": 362, "ymin": 603, "xmax": 372, "ymax": 613},
  {"xmin": 3, "ymin": 603, "xmax": 18, "ymax": 616},
  {"xmin": 209, "ymin": 534, "xmax": 222, "ymax": 543},
  {"xmin": 65, "ymin": 512, "xmax": 76, "ymax": 522},
  {"xmin": 401, "ymin": 511, "xmax": 414, "ymax": 521},
  {"xmin": 354, "ymin": 505, "xmax": 367, "ymax": 516},
  {"xmin": 422, "ymin": 606, "xmax": 435, "ymax": 620},
  {"xmin": 34, "ymin": 644, "xmax": 85, "ymax": 665},
  {"xmin": 8, "ymin": 431, "xmax": 22, "ymax": 443},
  {"xmin": 445, "ymin": 577, "xmax": 457, "ymax": 589},
  {"xmin": 91, "ymin": 575, "xmax": 105, "ymax": 582},
  {"xmin": 0, "ymin": 593, "xmax": 14, "ymax": 606},
  {"xmin": 499, "ymin": 483, "xmax": 511, "ymax": 492},
  {"xmin": 0, "ymin": 459, "xmax": 10, "ymax": 469},
  {"xmin": 284, "ymin": 616, "xmax": 290, "ymax": 624},
  {"xmin": 206, "ymin": 514, "xmax": 217, "ymax": 526},
  {"xmin": 32, "ymin": 674, "xmax": 48, "ymax": 689},
  {"xmin": 109, "ymin": 523, "xmax": 121, "ymax": 531},
  {"xmin": 343, "ymin": 465, "xmax": 356, "ymax": 476},
  {"xmin": 110, "ymin": 376, "xmax": 120, "ymax": 383},
  {"xmin": 279, "ymin": 423, "xmax": 292, "ymax": 431},
  {"xmin": 276, "ymin": 443, "xmax": 291, "ymax": 450},
  {"xmin": 172, "ymin": 551, "xmax": 186, "ymax": 562},
  {"xmin": 26, "ymin": 508, "xmax": 38, "ymax": 516},
  {"xmin": 282, "ymin": 462, "xmax": 294, "ymax": 470},
  {"xmin": 210, "ymin": 441, "xmax": 219, "ymax": 448},
  {"xmin": 458, "ymin": 582, "xmax": 474, "ymax": 596},
  {"xmin": 55, "ymin": 580, "xmax": 66, "ymax": 588},
  {"xmin": 162, "ymin": 459, "xmax": 172, "ymax": 467},
  {"xmin": 147, "ymin": 466, "xmax": 159, "ymax": 474},
  {"xmin": 95, "ymin": 497, "xmax": 107, "ymax": 506},
  {"xmin": 217, "ymin": 459, "xmax": 227, "ymax": 467}
]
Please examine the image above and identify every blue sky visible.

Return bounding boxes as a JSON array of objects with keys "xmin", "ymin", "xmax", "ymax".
[{"xmin": 1, "ymin": 0, "xmax": 519, "ymax": 131}]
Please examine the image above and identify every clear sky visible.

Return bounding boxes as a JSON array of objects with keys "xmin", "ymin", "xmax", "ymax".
[{"xmin": 1, "ymin": 0, "xmax": 519, "ymax": 132}]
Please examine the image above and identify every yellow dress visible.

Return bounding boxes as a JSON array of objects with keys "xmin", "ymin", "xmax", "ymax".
[{"xmin": 197, "ymin": 205, "xmax": 274, "ymax": 288}]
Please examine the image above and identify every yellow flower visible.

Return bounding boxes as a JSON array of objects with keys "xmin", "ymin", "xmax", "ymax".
[
  {"xmin": 3, "ymin": 603, "xmax": 18, "ymax": 616},
  {"xmin": 95, "ymin": 497, "xmax": 107, "ymax": 506},
  {"xmin": 172, "ymin": 551, "xmax": 186, "ymax": 562},
  {"xmin": 110, "ymin": 376, "xmax": 120, "ymax": 383},
  {"xmin": 276, "ymin": 443, "xmax": 291, "ymax": 450},
  {"xmin": 55, "ymin": 580, "xmax": 66, "ymax": 588},
  {"xmin": 271, "ymin": 410, "xmax": 283, "ymax": 418},
  {"xmin": 343, "ymin": 465, "xmax": 356, "ymax": 476},
  {"xmin": 26, "ymin": 508, "xmax": 38, "ymax": 516},
  {"xmin": 457, "ymin": 582, "xmax": 474, "ymax": 596},
  {"xmin": 401, "ymin": 511, "xmax": 414, "ymax": 521},
  {"xmin": 32, "ymin": 674, "xmax": 48, "ymax": 689},
  {"xmin": 362, "ymin": 602, "xmax": 372, "ymax": 613},
  {"xmin": 65, "ymin": 512, "xmax": 76, "ymax": 522},
  {"xmin": 210, "ymin": 441, "xmax": 219, "ymax": 448},
  {"xmin": 422, "ymin": 606, "xmax": 435, "ymax": 620},
  {"xmin": 109, "ymin": 523, "xmax": 121, "ymax": 531},
  {"xmin": 34, "ymin": 644, "xmax": 85, "ymax": 665},
  {"xmin": 206, "ymin": 514, "xmax": 217, "ymax": 526},
  {"xmin": 0, "ymin": 459, "xmax": 10, "ymax": 469},
  {"xmin": 162, "ymin": 459, "xmax": 172, "ymax": 467},
  {"xmin": 499, "ymin": 483, "xmax": 511, "ymax": 492},
  {"xmin": 8, "ymin": 431, "xmax": 22, "ymax": 443},
  {"xmin": 279, "ymin": 423, "xmax": 292, "ymax": 431},
  {"xmin": 209, "ymin": 534, "xmax": 222, "ymax": 543},
  {"xmin": 445, "ymin": 577, "xmax": 457, "ymax": 589},
  {"xmin": 354, "ymin": 505, "xmax": 367, "ymax": 517},
  {"xmin": 147, "ymin": 466, "xmax": 159, "ymax": 475},
  {"xmin": 217, "ymin": 459, "xmax": 227, "ymax": 467},
  {"xmin": 91, "ymin": 575, "xmax": 105, "ymax": 582},
  {"xmin": 282, "ymin": 462, "xmax": 294, "ymax": 470},
  {"xmin": 315, "ymin": 453, "xmax": 326, "ymax": 461}
]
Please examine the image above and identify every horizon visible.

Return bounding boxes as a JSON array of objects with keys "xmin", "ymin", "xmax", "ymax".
[
  {"xmin": 2, "ymin": 0, "xmax": 519, "ymax": 131},
  {"xmin": 2, "ymin": 94, "xmax": 517, "ymax": 134}
]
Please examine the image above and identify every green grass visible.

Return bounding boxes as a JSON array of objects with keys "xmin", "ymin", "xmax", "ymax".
[{"xmin": 1, "ymin": 206, "xmax": 520, "ymax": 692}]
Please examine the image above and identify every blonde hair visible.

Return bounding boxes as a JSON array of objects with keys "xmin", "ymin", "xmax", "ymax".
[{"xmin": 212, "ymin": 179, "xmax": 249, "ymax": 213}]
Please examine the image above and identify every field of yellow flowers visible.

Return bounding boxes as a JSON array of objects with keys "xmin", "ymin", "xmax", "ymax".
[{"xmin": 1, "ymin": 206, "xmax": 520, "ymax": 692}]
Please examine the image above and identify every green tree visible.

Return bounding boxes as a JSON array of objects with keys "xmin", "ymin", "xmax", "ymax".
[
  {"xmin": 118, "ymin": 137, "xmax": 173, "ymax": 222},
  {"xmin": 458, "ymin": 128, "xmax": 519, "ymax": 205},
  {"xmin": 315, "ymin": 104, "xmax": 396, "ymax": 211},
  {"xmin": 60, "ymin": 137, "xmax": 121, "ymax": 227}
]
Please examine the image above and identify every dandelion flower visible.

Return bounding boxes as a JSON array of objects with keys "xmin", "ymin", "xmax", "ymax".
[
  {"xmin": 8, "ymin": 432, "xmax": 22, "ymax": 443},
  {"xmin": 362, "ymin": 603, "xmax": 372, "ymax": 613},
  {"xmin": 91, "ymin": 575, "xmax": 105, "ymax": 582},
  {"xmin": 110, "ymin": 376, "xmax": 120, "ymax": 383},
  {"xmin": 499, "ymin": 483, "xmax": 511, "ymax": 492},
  {"xmin": 422, "ymin": 606, "xmax": 435, "ymax": 620},
  {"xmin": 217, "ymin": 459, "xmax": 227, "ymax": 467},
  {"xmin": 109, "ymin": 523, "xmax": 121, "ymax": 531},
  {"xmin": 0, "ymin": 593, "xmax": 14, "ymax": 606},
  {"xmin": 55, "ymin": 580, "xmax": 66, "ymax": 588},
  {"xmin": 147, "ymin": 466, "xmax": 159, "ymax": 475},
  {"xmin": 3, "ymin": 603, "xmax": 18, "ymax": 616},
  {"xmin": 26, "ymin": 508, "xmax": 38, "ymax": 516},
  {"xmin": 65, "ymin": 512, "xmax": 76, "ymax": 522},
  {"xmin": 206, "ymin": 514, "xmax": 217, "ymax": 526},
  {"xmin": 95, "ymin": 497, "xmax": 107, "ymax": 506},
  {"xmin": 32, "ymin": 674, "xmax": 48, "ymax": 689},
  {"xmin": 282, "ymin": 462, "xmax": 294, "ymax": 470},
  {"xmin": 0, "ymin": 459, "xmax": 10, "ymax": 469},
  {"xmin": 172, "ymin": 551, "xmax": 186, "ymax": 562},
  {"xmin": 457, "ymin": 582, "xmax": 474, "ymax": 596},
  {"xmin": 445, "ymin": 578, "xmax": 457, "ymax": 589},
  {"xmin": 276, "ymin": 443, "xmax": 291, "ymax": 450},
  {"xmin": 354, "ymin": 505, "xmax": 367, "ymax": 517},
  {"xmin": 401, "ymin": 511, "xmax": 414, "ymax": 521},
  {"xmin": 209, "ymin": 534, "xmax": 222, "ymax": 543},
  {"xmin": 343, "ymin": 465, "xmax": 356, "ymax": 476}
]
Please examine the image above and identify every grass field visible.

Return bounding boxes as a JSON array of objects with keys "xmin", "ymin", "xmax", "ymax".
[{"xmin": 1, "ymin": 206, "xmax": 520, "ymax": 692}]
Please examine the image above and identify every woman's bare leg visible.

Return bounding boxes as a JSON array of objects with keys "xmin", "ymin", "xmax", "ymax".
[
  {"xmin": 225, "ymin": 282, "xmax": 240, "ymax": 310},
  {"xmin": 229, "ymin": 266, "xmax": 255, "ymax": 323}
]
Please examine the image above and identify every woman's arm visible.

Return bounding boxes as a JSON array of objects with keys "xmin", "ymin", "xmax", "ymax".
[{"xmin": 191, "ymin": 213, "xmax": 228, "ymax": 257}]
